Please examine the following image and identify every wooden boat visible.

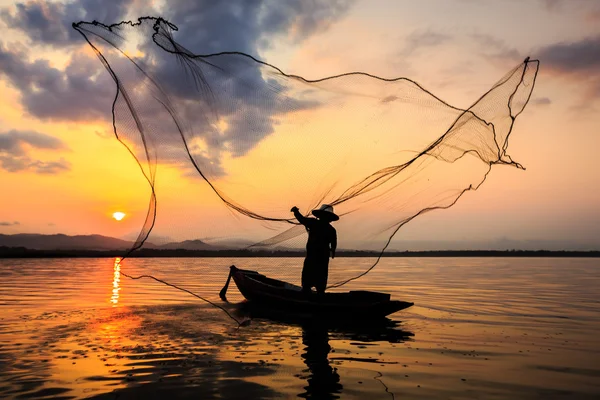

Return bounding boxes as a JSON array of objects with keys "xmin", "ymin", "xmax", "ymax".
[{"xmin": 220, "ymin": 265, "xmax": 413, "ymax": 318}]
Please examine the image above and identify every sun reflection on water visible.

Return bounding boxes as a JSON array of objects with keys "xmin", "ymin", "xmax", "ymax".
[{"xmin": 110, "ymin": 257, "xmax": 121, "ymax": 306}]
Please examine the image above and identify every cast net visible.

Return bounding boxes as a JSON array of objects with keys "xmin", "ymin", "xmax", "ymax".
[{"xmin": 73, "ymin": 17, "xmax": 538, "ymax": 292}]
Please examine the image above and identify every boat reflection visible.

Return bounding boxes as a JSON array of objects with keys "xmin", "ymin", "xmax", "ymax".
[
  {"xmin": 237, "ymin": 303, "xmax": 414, "ymax": 399},
  {"xmin": 110, "ymin": 257, "xmax": 121, "ymax": 306}
]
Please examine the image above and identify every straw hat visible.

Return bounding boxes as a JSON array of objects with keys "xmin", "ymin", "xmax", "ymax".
[{"xmin": 312, "ymin": 204, "xmax": 339, "ymax": 221}]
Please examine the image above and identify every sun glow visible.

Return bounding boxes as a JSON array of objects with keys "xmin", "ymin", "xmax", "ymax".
[
  {"xmin": 112, "ymin": 212, "xmax": 126, "ymax": 221},
  {"xmin": 110, "ymin": 257, "xmax": 121, "ymax": 307}
]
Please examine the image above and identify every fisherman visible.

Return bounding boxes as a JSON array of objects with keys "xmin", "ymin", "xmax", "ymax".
[{"xmin": 290, "ymin": 204, "xmax": 338, "ymax": 294}]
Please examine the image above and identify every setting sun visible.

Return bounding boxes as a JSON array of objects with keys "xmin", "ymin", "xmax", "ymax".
[{"xmin": 112, "ymin": 212, "xmax": 126, "ymax": 221}]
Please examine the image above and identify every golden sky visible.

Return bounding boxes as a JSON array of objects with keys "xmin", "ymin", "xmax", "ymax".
[{"xmin": 0, "ymin": 0, "xmax": 598, "ymax": 249}]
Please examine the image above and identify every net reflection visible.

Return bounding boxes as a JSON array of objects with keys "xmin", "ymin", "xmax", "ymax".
[{"xmin": 110, "ymin": 257, "xmax": 121, "ymax": 306}]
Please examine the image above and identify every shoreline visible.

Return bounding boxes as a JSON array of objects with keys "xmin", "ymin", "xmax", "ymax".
[{"xmin": 1, "ymin": 247, "xmax": 599, "ymax": 258}]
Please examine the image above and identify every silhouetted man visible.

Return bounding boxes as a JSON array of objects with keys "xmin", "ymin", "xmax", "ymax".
[{"xmin": 291, "ymin": 204, "xmax": 338, "ymax": 294}]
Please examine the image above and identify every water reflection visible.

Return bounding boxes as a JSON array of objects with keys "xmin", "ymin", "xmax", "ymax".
[
  {"xmin": 110, "ymin": 257, "xmax": 121, "ymax": 306},
  {"xmin": 237, "ymin": 304, "xmax": 414, "ymax": 399},
  {"xmin": 299, "ymin": 323, "xmax": 342, "ymax": 399}
]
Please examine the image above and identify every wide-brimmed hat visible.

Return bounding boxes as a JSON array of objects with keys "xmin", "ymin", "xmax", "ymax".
[{"xmin": 312, "ymin": 204, "xmax": 339, "ymax": 221}]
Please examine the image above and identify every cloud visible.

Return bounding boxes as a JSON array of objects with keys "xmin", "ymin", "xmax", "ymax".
[
  {"xmin": 1, "ymin": 0, "xmax": 134, "ymax": 47},
  {"xmin": 537, "ymin": 36, "xmax": 600, "ymax": 73},
  {"xmin": 94, "ymin": 130, "xmax": 113, "ymax": 139},
  {"xmin": 256, "ymin": 0, "xmax": 355, "ymax": 44},
  {"xmin": 0, "ymin": 129, "xmax": 71, "ymax": 174},
  {"xmin": 2, "ymin": 0, "xmax": 354, "ymax": 52},
  {"xmin": 536, "ymin": 35, "xmax": 600, "ymax": 101},
  {"xmin": 1, "ymin": 0, "xmax": 355, "ymax": 106},
  {"xmin": 397, "ymin": 29, "xmax": 453, "ymax": 61},
  {"xmin": 0, "ymin": 43, "xmax": 116, "ymax": 121},
  {"xmin": 0, "ymin": 1, "xmax": 355, "ymax": 176},
  {"xmin": 0, "ymin": 129, "xmax": 66, "ymax": 154},
  {"xmin": 0, "ymin": 154, "xmax": 71, "ymax": 174},
  {"xmin": 0, "ymin": 221, "xmax": 20, "ymax": 226},
  {"xmin": 531, "ymin": 97, "xmax": 551, "ymax": 106},
  {"xmin": 470, "ymin": 33, "xmax": 522, "ymax": 64},
  {"xmin": 68, "ymin": 2, "xmax": 352, "ymax": 176},
  {"xmin": 541, "ymin": 0, "xmax": 563, "ymax": 11},
  {"xmin": 541, "ymin": 0, "xmax": 600, "ymax": 23},
  {"xmin": 407, "ymin": 30, "xmax": 452, "ymax": 49},
  {"xmin": 159, "ymin": 0, "xmax": 355, "ymax": 54},
  {"xmin": 467, "ymin": 30, "xmax": 600, "ymax": 104}
]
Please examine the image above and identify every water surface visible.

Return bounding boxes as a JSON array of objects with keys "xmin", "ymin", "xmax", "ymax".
[{"xmin": 1, "ymin": 257, "xmax": 599, "ymax": 399}]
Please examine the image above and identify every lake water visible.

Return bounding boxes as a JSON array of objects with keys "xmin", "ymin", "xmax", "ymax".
[{"xmin": 0, "ymin": 257, "xmax": 599, "ymax": 399}]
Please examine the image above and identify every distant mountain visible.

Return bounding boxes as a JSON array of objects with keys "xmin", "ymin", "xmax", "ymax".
[
  {"xmin": 199, "ymin": 238, "xmax": 301, "ymax": 250},
  {"xmin": 1, "ymin": 233, "xmax": 598, "ymax": 253},
  {"xmin": 121, "ymin": 232, "xmax": 174, "ymax": 246},
  {"xmin": 158, "ymin": 239, "xmax": 213, "ymax": 250},
  {"xmin": 0, "ymin": 233, "xmax": 218, "ymax": 251},
  {"xmin": 201, "ymin": 238, "xmax": 256, "ymax": 249},
  {"xmin": 0, "ymin": 233, "xmax": 145, "ymax": 251}
]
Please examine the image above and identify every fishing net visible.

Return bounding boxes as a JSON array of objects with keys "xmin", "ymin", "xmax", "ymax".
[{"xmin": 73, "ymin": 17, "xmax": 538, "ymax": 290}]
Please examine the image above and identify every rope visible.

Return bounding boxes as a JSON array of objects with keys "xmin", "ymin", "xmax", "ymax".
[
  {"xmin": 116, "ymin": 259, "xmax": 245, "ymax": 326},
  {"xmin": 374, "ymin": 371, "xmax": 395, "ymax": 400}
]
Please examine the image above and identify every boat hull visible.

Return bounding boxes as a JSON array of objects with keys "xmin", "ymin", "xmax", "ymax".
[{"xmin": 229, "ymin": 266, "xmax": 413, "ymax": 319}]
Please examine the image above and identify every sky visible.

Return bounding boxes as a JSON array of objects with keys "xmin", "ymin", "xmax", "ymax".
[{"xmin": 0, "ymin": 0, "xmax": 598, "ymax": 250}]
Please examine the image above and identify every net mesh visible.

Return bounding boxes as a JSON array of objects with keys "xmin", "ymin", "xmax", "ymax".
[{"xmin": 73, "ymin": 17, "xmax": 539, "ymax": 288}]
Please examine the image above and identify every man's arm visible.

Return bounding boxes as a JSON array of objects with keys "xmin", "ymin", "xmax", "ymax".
[
  {"xmin": 331, "ymin": 227, "xmax": 337, "ymax": 259},
  {"xmin": 291, "ymin": 206, "xmax": 315, "ymax": 227}
]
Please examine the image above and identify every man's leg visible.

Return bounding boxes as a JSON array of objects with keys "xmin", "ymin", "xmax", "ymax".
[
  {"xmin": 315, "ymin": 259, "xmax": 329, "ymax": 295},
  {"xmin": 301, "ymin": 258, "xmax": 313, "ymax": 293}
]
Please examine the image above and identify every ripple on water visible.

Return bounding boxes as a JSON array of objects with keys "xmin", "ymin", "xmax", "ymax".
[{"xmin": 0, "ymin": 257, "xmax": 599, "ymax": 399}]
